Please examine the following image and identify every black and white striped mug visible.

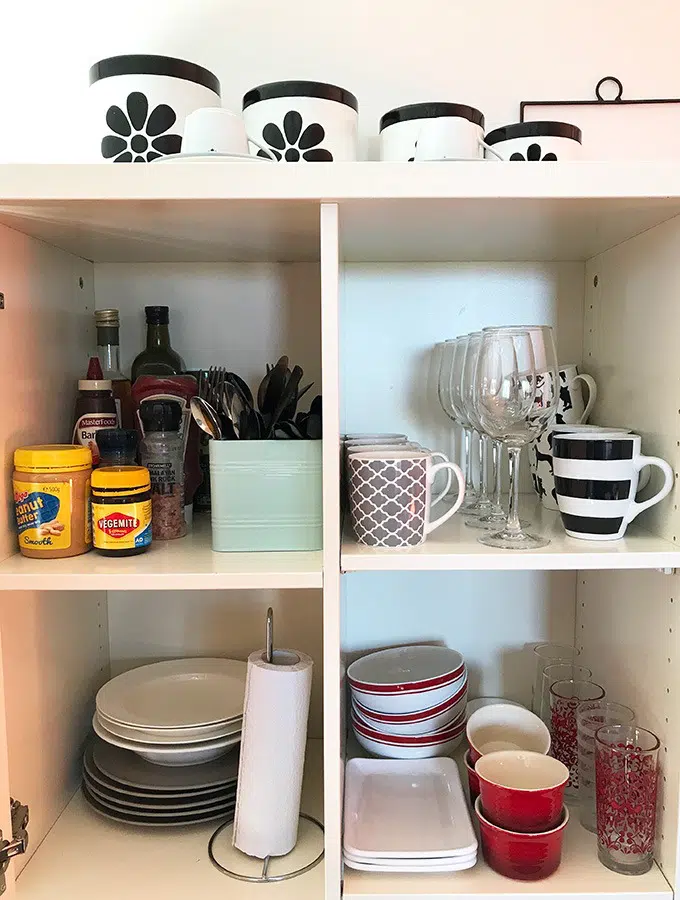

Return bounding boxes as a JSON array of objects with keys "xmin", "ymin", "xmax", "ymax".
[{"xmin": 553, "ymin": 432, "xmax": 673, "ymax": 541}]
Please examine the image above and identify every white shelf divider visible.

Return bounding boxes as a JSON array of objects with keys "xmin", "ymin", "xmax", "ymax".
[
  {"xmin": 342, "ymin": 500, "xmax": 680, "ymax": 573},
  {"xmin": 0, "ymin": 517, "xmax": 322, "ymax": 591}
]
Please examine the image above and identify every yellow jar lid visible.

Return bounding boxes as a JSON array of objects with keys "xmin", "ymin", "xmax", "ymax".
[
  {"xmin": 92, "ymin": 466, "xmax": 151, "ymax": 492},
  {"xmin": 14, "ymin": 444, "xmax": 92, "ymax": 473}
]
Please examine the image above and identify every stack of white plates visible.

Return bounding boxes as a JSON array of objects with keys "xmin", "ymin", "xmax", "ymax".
[
  {"xmin": 82, "ymin": 739, "xmax": 239, "ymax": 826},
  {"xmin": 93, "ymin": 658, "xmax": 247, "ymax": 766},
  {"xmin": 343, "ymin": 758, "xmax": 478, "ymax": 872}
]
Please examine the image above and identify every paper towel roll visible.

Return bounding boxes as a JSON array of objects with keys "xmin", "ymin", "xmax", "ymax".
[{"xmin": 233, "ymin": 648, "xmax": 313, "ymax": 858}]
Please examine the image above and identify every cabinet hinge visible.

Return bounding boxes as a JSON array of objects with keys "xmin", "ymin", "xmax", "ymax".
[{"xmin": 0, "ymin": 799, "xmax": 29, "ymax": 894}]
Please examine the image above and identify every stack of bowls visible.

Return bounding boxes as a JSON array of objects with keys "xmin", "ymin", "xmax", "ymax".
[
  {"xmin": 348, "ymin": 646, "xmax": 467, "ymax": 759},
  {"xmin": 465, "ymin": 704, "xmax": 569, "ymax": 881},
  {"xmin": 93, "ymin": 658, "xmax": 246, "ymax": 767}
]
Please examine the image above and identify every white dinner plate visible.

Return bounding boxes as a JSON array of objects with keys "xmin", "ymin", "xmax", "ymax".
[
  {"xmin": 92, "ymin": 718, "xmax": 241, "ymax": 766},
  {"xmin": 344, "ymin": 757, "xmax": 477, "ymax": 859},
  {"xmin": 83, "ymin": 773, "xmax": 236, "ymax": 812},
  {"xmin": 343, "ymin": 854, "xmax": 477, "ymax": 873},
  {"xmin": 91, "ymin": 739, "xmax": 239, "ymax": 791},
  {"xmin": 82, "ymin": 784, "xmax": 235, "ymax": 827},
  {"xmin": 153, "ymin": 152, "xmax": 272, "ymax": 163},
  {"xmin": 96, "ymin": 658, "xmax": 247, "ymax": 728},
  {"xmin": 94, "ymin": 711, "xmax": 242, "ymax": 744}
]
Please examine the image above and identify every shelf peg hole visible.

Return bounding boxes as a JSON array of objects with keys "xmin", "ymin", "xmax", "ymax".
[{"xmin": 593, "ymin": 275, "xmax": 599, "ymax": 287}]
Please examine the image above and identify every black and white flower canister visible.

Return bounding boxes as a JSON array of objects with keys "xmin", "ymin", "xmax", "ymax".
[
  {"xmin": 242, "ymin": 81, "xmax": 359, "ymax": 162},
  {"xmin": 484, "ymin": 121, "xmax": 582, "ymax": 161},
  {"xmin": 379, "ymin": 102, "xmax": 486, "ymax": 161},
  {"xmin": 89, "ymin": 54, "xmax": 221, "ymax": 163}
]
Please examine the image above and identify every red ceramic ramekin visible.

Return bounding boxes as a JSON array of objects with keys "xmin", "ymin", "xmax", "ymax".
[
  {"xmin": 474, "ymin": 796, "xmax": 569, "ymax": 881},
  {"xmin": 464, "ymin": 749, "xmax": 480, "ymax": 804},
  {"xmin": 475, "ymin": 751, "xmax": 569, "ymax": 832}
]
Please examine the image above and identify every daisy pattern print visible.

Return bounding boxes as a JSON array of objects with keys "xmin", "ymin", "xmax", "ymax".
[
  {"xmin": 258, "ymin": 111, "xmax": 333, "ymax": 161},
  {"xmin": 101, "ymin": 92, "xmax": 182, "ymax": 162}
]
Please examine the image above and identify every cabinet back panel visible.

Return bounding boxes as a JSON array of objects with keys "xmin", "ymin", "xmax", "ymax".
[
  {"xmin": 339, "ymin": 263, "xmax": 585, "ymax": 485},
  {"xmin": 106, "ymin": 589, "xmax": 323, "ymax": 738},
  {"xmin": 93, "ymin": 262, "xmax": 321, "ymax": 392},
  {"xmin": 342, "ymin": 571, "xmax": 576, "ymax": 705}
]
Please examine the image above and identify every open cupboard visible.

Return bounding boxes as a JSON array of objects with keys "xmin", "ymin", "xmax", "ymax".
[{"xmin": 0, "ymin": 162, "xmax": 679, "ymax": 899}]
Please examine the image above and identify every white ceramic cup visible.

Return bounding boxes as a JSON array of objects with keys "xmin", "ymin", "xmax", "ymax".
[{"xmin": 182, "ymin": 108, "xmax": 275, "ymax": 158}]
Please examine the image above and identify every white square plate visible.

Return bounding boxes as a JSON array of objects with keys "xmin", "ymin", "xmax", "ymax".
[
  {"xmin": 344, "ymin": 757, "xmax": 477, "ymax": 859},
  {"xmin": 343, "ymin": 854, "xmax": 477, "ymax": 873}
]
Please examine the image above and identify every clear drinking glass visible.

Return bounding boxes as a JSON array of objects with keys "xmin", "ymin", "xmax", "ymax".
[
  {"xmin": 550, "ymin": 679, "xmax": 606, "ymax": 800},
  {"xmin": 435, "ymin": 340, "xmax": 465, "ymax": 502},
  {"xmin": 596, "ymin": 725, "xmax": 659, "ymax": 875},
  {"xmin": 578, "ymin": 702, "xmax": 635, "ymax": 833},
  {"xmin": 531, "ymin": 642, "xmax": 581, "ymax": 715},
  {"xmin": 474, "ymin": 325, "xmax": 559, "ymax": 549},
  {"xmin": 539, "ymin": 663, "xmax": 593, "ymax": 725}
]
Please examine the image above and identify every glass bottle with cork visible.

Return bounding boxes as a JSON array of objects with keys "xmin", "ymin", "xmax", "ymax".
[
  {"xmin": 95, "ymin": 309, "xmax": 134, "ymax": 428},
  {"xmin": 132, "ymin": 306, "xmax": 185, "ymax": 381}
]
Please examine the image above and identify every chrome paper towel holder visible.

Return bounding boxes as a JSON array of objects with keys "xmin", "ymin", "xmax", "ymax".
[{"xmin": 208, "ymin": 608, "xmax": 325, "ymax": 883}]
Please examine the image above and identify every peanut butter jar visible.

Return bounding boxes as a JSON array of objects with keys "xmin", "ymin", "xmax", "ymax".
[{"xmin": 13, "ymin": 445, "xmax": 92, "ymax": 559}]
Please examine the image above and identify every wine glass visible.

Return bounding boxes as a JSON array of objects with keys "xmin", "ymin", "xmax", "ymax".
[
  {"xmin": 473, "ymin": 325, "xmax": 558, "ymax": 549},
  {"xmin": 435, "ymin": 340, "xmax": 467, "ymax": 502},
  {"xmin": 448, "ymin": 335, "xmax": 481, "ymax": 510},
  {"xmin": 460, "ymin": 332, "xmax": 493, "ymax": 519}
]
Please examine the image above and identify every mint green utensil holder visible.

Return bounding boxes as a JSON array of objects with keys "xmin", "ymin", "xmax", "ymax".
[{"xmin": 209, "ymin": 440, "xmax": 322, "ymax": 552}]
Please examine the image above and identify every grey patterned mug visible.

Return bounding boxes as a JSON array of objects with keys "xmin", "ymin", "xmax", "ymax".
[
  {"xmin": 346, "ymin": 443, "xmax": 453, "ymax": 505},
  {"xmin": 348, "ymin": 449, "xmax": 465, "ymax": 548}
]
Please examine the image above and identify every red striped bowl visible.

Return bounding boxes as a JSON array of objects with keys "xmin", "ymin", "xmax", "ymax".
[
  {"xmin": 348, "ymin": 646, "xmax": 466, "ymax": 714},
  {"xmin": 351, "ymin": 709, "xmax": 466, "ymax": 759},
  {"xmin": 352, "ymin": 680, "xmax": 468, "ymax": 735}
]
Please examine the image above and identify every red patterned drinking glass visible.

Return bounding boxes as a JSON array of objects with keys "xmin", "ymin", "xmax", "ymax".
[
  {"xmin": 549, "ymin": 679, "xmax": 605, "ymax": 800},
  {"xmin": 595, "ymin": 724, "xmax": 660, "ymax": 875}
]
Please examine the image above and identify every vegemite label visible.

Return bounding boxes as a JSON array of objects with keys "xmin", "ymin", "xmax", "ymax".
[{"xmin": 92, "ymin": 501, "xmax": 152, "ymax": 550}]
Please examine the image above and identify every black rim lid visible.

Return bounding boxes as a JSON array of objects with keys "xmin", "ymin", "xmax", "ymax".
[
  {"xmin": 243, "ymin": 80, "xmax": 358, "ymax": 112},
  {"xmin": 485, "ymin": 121, "xmax": 582, "ymax": 146},
  {"xmin": 380, "ymin": 102, "xmax": 484, "ymax": 132},
  {"xmin": 89, "ymin": 55, "xmax": 221, "ymax": 96}
]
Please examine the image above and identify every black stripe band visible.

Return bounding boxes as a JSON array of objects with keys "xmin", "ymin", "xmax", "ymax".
[
  {"xmin": 553, "ymin": 438, "xmax": 633, "ymax": 461},
  {"xmin": 89, "ymin": 55, "xmax": 221, "ymax": 95},
  {"xmin": 560, "ymin": 513, "xmax": 624, "ymax": 535},
  {"xmin": 555, "ymin": 477, "xmax": 631, "ymax": 501}
]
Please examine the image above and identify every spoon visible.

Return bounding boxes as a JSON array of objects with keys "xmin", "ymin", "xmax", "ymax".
[{"xmin": 190, "ymin": 396, "xmax": 223, "ymax": 440}]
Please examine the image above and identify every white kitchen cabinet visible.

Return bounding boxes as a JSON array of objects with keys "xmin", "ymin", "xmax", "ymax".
[{"xmin": 0, "ymin": 163, "xmax": 678, "ymax": 900}]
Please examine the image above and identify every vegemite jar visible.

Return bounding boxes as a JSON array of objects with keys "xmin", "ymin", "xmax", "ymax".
[{"xmin": 91, "ymin": 466, "xmax": 152, "ymax": 556}]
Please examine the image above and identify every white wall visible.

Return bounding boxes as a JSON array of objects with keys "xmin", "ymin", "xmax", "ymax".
[{"xmin": 2, "ymin": 0, "xmax": 678, "ymax": 162}]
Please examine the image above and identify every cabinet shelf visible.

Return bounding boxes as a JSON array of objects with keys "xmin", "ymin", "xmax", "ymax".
[
  {"xmin": 0, "ymin": 518, "xmax": 322, "ymax": 591},
  {"xmin": 2, "ymin": 162, "xmax": 680, "ymax": 262},
  {"xmin": 343, "ymin": 813, "xmax": 671, "ymax": 900},
  {"xmin": 16, "ymin": 740, "xmax": 323, "ymax": 900},
  {"xmin": 341, "ymin": 501, "xmax": 680, "ymax": 573}
]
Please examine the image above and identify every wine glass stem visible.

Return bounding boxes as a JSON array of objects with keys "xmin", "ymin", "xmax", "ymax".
[
  {"xmin": 506, "ymin": 446, "xmax": 523, "ymax": 535},
  {"xmin": 479, "ymin": 435, "xmax": 490, "ymax": 502},
  {"xmin": 492, "ymin": 440, "xmax": 503, "ymax": 508},
  {"xmin": 464, "ymin": 428, "xmax": 474, "ymax": 492}
]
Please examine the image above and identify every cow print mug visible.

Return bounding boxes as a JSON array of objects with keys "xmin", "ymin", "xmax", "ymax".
[{"xmin": 530, "ymin": 365, "xmax": 598, "ymax": 510}]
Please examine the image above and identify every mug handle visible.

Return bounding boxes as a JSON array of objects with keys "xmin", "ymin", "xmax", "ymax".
[
  {"xmin": 572, "ymin": 373, "xmax": 598, "ymax": 424},
  {"xmin": 430, "ymin": 452, "xmax": 453, "ymax": 504},
  {"xmin": 425, "ymin": 462, "xmax": 466, "ymax": 534},
  {"xmin": 625, "ymin": 455, "xmax": 674, "ymax": 523},
  {"xmin": 480, "ymin": 139, "xmax": 504, "ymax": 161},
  {"xmin": 247, "ymin": 136, "xmax": 278, "ymax": 160}
]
